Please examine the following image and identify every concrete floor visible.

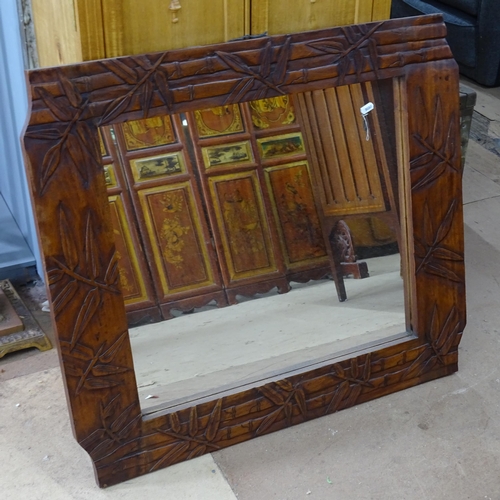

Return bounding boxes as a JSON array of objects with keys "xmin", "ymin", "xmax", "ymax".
[{"xmin": 1, "ymin": 79, "xmax": 500, "ymax": 499}]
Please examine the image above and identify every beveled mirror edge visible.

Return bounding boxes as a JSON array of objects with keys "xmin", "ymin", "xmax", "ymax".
[{"xmin": 22, "ymin": 14, "xmax": 465, "ymax": 487}]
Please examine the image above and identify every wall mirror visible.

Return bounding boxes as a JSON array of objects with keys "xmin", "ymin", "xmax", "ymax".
[{"xmin": 23, "ymin": 14, "xmax": 465, "ymax": 487}]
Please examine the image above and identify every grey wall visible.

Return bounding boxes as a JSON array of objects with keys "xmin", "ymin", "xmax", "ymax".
[{"xmin": 0, "ymin": 0, "xmax": 42, "ymax": 276}]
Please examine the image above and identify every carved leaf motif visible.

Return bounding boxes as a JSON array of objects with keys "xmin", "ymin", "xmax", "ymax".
[
  {"xmin": 52, "ymin": 280, "xmax": 78, "ymax": 315},
  {"xmin": 85, "ymin": 212, "xmax": 100, "ymax": 280},
  {"xmin": 411, "ymin": 90, "xmax": 459, "ymax": 191},
  {"xmin": 205, "ymin": 399, "xmax": 222, "ymax": 442},
  {"xmin": 273, "ymin": 37, "xmax": 291, "ymax": 85},
  {"xmin": 82, "ymin": 397, "xmax": 141, "ymax": 462},
  {"xmin": 260, "ymin": 40, "xmax": 272, "ymax": 78},
  {"xmin": 70, "ymin": 287, "xmax": 100, "ymax": 350},
  {"xmin": 66, "ymin": 133, "xmax": 90, "ymax": 187},
  {"xmin": 61, "ymin": 330, "xmax": 130, "ymax": 396},
  {"xmin": 103, "ymin": 59, "xmax": 139, "ymax": 85},
  {"xmin": 189, "ymin": 407, "xmax": 199, "ymax": 437},
  {"xmin": 415, "ymin": 199, "xmax": 463, "ymax": 282},
  {"xmin": 141, "ymin": 80, "xmax": 154, "ymax": 118},
  {"xmin": 187, "ymin": 445, "xmax": 207, "ymax": 460},
  {"xmin": 170, "ymin": 412, "xmax": 181, "ymax": 433},
  {"xmin": 325, "ymin": 380, "xmax": 350, "ymax": 415},
  {"xmin": 307, "ymin": 23, "xmax": 382, "ymax": 80},
  {"xmin": 37, "ymin": 86, "xmax": 73, "ymax": 122},
  {"xmin": 155, "ymin": 71, "xmax": 173, "ymax": 109},
  {"xmin": 227, "ymin": 77, "xmax": 255, "ymax": 104},
  {"xmin": 41, "ymin": 141, "xmax": 64, "ymax": 190},
  {"xmin": 85, "ymin": 377, "xmax": 123, "ymax": 390},
  {"xmin": 260, "ymin": 384, "xmax": 286, "ymax": 405},
  {"xmin": 216, "ymin": 51, "xmax": 254, "ymax": 76},
  {"xmin": 256, "ymin": 408, "xmax": 282, "ymax": 435},
  {"xmin": 102, "ymin": 94, "xmax": 134, "ymax": 125},
  {"xmin": 294, "ymin": 389, "xmax": 307, "ymax": 416},
  {"xmin": 309, "ymin": 40, "xmax": 345, "ymax": 56},
  {"xmin": 47, "ymin": 268, "xmax": 65, "ymax": 285},
  {"xmin": 343, "ymin": 384, "xmax": 362, "ymax": 408},
  {"xmin": 59, "ymin": 72, "xmax": 83, "ymax": 108},
  {"xmin": 99, "ymin": 332, "xmax": 129, "ymax": 364},
  {"xmin": 25, "ymin": 128, "xmax": 63, "ymax": 141},
  {"xmin": 75, "ymin": 121, "xmax": 101, "ymax": 169},
  {"xmin": 104, "ymin": 252, "xmax": 120, "ymax": 286},
  {"xmin": 150, "ymin": 442, "xmax": 190, "ymax": 472}
]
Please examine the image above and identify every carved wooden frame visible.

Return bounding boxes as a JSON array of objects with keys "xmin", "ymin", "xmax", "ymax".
[{"xmin": 22, "ymin": 15, "xmax": 465, "ymax": 487}]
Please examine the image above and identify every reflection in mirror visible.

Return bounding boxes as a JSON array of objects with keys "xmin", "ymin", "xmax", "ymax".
[{"xmin": 98, "ymin": 79, "xmax": 408, "ymax": 411}]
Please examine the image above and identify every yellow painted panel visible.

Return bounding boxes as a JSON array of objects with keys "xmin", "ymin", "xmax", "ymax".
[
  {"xmin": 32, "ymin": 0, "xmax": 83, "ymax": 66},
  {"xmin": 102, "ymin": 0, "xmax": 246, "ymax": 57},
  {"xmin": 372, "ymin": 0, "xmax": 392, "ymax": 20},
  {"xmin": 137, "ymin": 183, "xmax": 216, "ymax": 295},
  {"xmin": 251, "ymin": 0, "xmax": 392, "ymax": 35},
  {"xmin": 108, "ymin": 195, "xmax": 149, "ymax": 305}
]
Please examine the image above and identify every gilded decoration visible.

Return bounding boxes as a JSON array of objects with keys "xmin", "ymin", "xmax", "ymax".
[
  {"xmin": 160, "ymin": 192, "xmax": 191, "ymax": 267},
  {"xmin": 202, "ymin": 141, "xmax": 253, "ymax": 169},
  {"xmin": 103, "ymin": 165, "xmax": 117, "ymax": 187},
  {"xmin": 121, "ymin": 115, "xmax": 176, "ymax": 151},
  {"xmin": 108, "ymin": 196, "xmax": 147, "ymax": 303},
  {"xmin": 194, "ymin": 105, "xmax": 244, "ymax": 137},
  {"xmin": 130, "ymin": 152, "xmax": 185, "ymax": 182},
  {"xmin": 222, "ymin": 188, "xmax": 264, "ymax": 257},
  {"xmin": 257, "ymin": 133, "xmax": 305, "ymax": 160},
  {"xmin": 98, "ymin": 129, "xmax": 107, "ymax": 157},
  {"xmin": 250, "ymin": 96, "xmax": 296, "ymax": 129}
]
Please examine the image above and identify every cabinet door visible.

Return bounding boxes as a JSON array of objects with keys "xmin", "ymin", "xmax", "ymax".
[
  {"xmin": 79, "ymin": 0, "xmax": 247, "ymax": 60},
  {"xmin": 250, "ymin": 0, "xmax": 392, "ymax": 35},
  {"xmin": 100, "ymin": 129, "xmax": 162, "ymax": 325},
  {"xmin": 111, "ymin": 115, "xmax": 227, "ymax": 319}
]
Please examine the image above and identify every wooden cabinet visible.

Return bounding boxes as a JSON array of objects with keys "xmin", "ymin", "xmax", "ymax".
[
  {"xmin": 251, "ymin": 0, "xmax": 391, "ymax": 35},
  {"xmin": 31, "ymin": 0, "xmax": 391, "ymax": 66}
]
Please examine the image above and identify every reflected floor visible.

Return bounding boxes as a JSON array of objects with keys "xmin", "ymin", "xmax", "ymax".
[{"xmin": 130, "ymin": 253, "xmax": 406, "ymax": 411}]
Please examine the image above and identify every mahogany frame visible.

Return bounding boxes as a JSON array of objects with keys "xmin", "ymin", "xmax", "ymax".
[{"xmin": 22, "ymin": 15, "xmax": 466, "ymax": 487}]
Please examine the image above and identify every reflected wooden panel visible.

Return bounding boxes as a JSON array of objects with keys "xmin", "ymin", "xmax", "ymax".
[
  {"xmin": 264, "ymin": 161, "xmax": 327, "ymax": 267},
  {"xmin": 100, "ymin": 128, "xmax": 161, "ymax": 324}
]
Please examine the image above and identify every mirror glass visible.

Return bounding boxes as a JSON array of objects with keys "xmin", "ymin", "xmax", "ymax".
[{"xmin": 98, "ymin": 79, "xmax": 409, "ymax": 411}]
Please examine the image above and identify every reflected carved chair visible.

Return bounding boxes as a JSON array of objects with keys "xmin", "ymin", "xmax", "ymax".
[{"xmin": 296, "ymin": 82, "xmax": 401, "ymax": 302}]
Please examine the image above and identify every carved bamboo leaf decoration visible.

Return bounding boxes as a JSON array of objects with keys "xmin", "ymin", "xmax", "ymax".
[
  {"xmin": 52, "ymin": 280, "xmax": 78, "ymax": 315},
  {"xmin": 273, "ymin": 37, "xmax": 291, "ymax": 85},
  {"xmin": 189, "ymin": 407, "xmax": 199, "ymax": 437},
  {"xmin": 37, "ymin": 86, "xmax": 73, "ymax": 122},
  {"xmin": 415, "ymin": 199, "xmax": 463, "ymax": 282},
  {"xmin": 99, "ymin": 332, "xmax": 129, "ymax": 364},
  {"xmin": 141, "ymin": 79, "xmax": 154, "ymax": 118},
  {"xmin": 70, "ymin": 287, "xmax": 100, "ymax": 350},
  {"xmin": 205, "ymin": 399, "xmax": 223, "ymax": 442},
  {"xmin": 103, "ymin": 59, "xmax": 139, "ymax": 85},
  {"xmin": 85, "ymin": 212, "xmax": 100, "ymax": 280},
  {"xmin": 432, "ymin": 96, "xmax": 445, "ymax": 152},
  {"xmin": 256, "ymin": 407, "xmax": 282, "ymax": 436},
  {"xmin": 150, "ymin": 442, "xmax": 190, "ymax": 472},
  {"xmin": 102, "ymin": 94, "xmax": 134, "ymax": 125},
  {"xmin": 260, "ymin": 384, "xmax": 286, "ymax": 405},
  {"xmin": 169, "ymin": 412, "xmax": 181, "ymax": 434},
  {"xmin": 260, "ymin": 40, "xmax": 273, "ymax": 78},
  {"xmin": 294, "ymin": 388, "xmax": 307, "ymax": 416},
  {"xmin": 325, "ymin": 380, "xmax": 350, "ymax": 415},
  {"xmin": 155, "ymin": 70, "xmax": 173, "ymax": 109},
  {"xmin": 59, "ymin": 72, "xmax": 83, "ymax": 108}
]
